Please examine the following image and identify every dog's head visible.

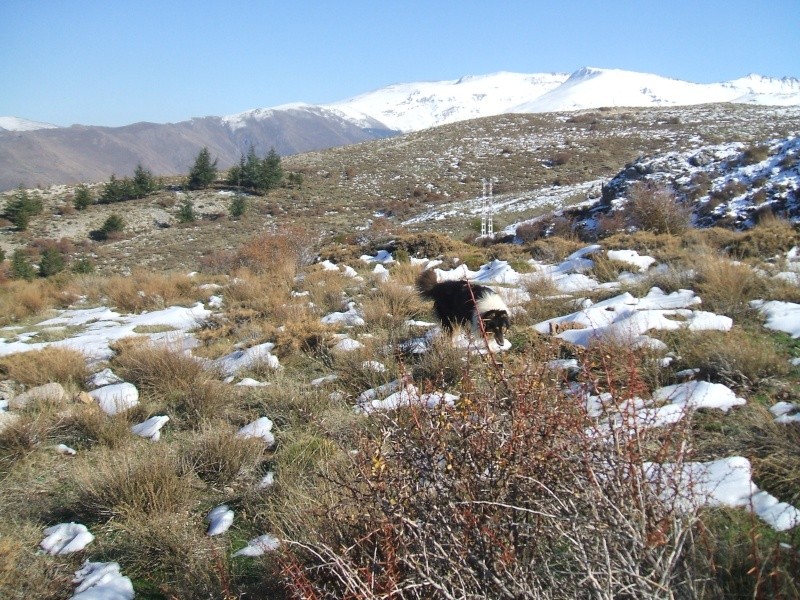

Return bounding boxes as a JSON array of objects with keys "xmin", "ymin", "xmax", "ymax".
[{"xmin": 480, "ymin": 309, "xmax": 510, "ymax": 346}]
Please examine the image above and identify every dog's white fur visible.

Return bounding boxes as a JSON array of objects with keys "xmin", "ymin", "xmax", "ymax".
[{"xmin": 471, "ymin": 293, "xmax": 509, "ymax": 333}]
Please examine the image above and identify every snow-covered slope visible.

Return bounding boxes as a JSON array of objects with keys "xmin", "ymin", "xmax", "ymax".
[
  {"xmin": 328, "ymin": 67, "xmax": 800, "ymax": 133},
  {"xmin": 220, "ymin": 102, "xmax": 391, "ymax": 133},
  {"xmin": 326, "ymin": 71, "xmax": 570, "ymax": 132},
  {"xmin": 0, "ymin": 116, "xmax": 60, "ymax": 132},
  {"xmin": 513, "ymin": 68, "xmax": 800, "ymax": 114}
]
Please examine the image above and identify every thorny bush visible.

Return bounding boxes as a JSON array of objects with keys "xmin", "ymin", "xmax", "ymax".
[{"xmin": 280, "ymin": 346, "xmax": 714, "ymax": 599}]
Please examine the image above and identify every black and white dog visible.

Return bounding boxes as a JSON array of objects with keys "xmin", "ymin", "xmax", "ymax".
[{"xmin": 416, "ymin": 269, "xmax": 510, "ymax": 348}]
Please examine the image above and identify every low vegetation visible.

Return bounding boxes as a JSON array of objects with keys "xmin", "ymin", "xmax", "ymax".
[{"xmin": 0, "ymin": 104, "xmax": 799, "ymax": 598}]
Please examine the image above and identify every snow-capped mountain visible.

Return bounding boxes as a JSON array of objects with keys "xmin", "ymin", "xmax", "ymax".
[
  {"xmin": 322, "ymin": 67, "xmax": 800, "ymax": 133},
  {"xmin": 2, "ymin": 67, "xmax": 799, "ymax": 191},
  {"xmin": 326, "ymin": 71, "xmax": 569, "ymax": 133},
  {"xmin": 511, "ymin": 68, "xmax": 800, "ymax": 115},
  {"xmin": 0, "ymin": 116, "xmax": 60, "ymax": 132}
]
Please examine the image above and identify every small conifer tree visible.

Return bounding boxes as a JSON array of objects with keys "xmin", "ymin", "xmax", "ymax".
[
  {"xmin": 11, "ymin": 249, "xmax": 36, "ymax": 280},
  {"xmin": 187, "ymin": 147, "xmax": 218, "ymax": 190},
  {"xmin": 71, "ymin": 258, "xmax": 95, "ymax": 274},
  {"xmin": 230, "ymin": 193, "xmax": 247, "ymax": 219},
  {"xmin": 178, "ymin": 198, "xmax": 196, "ymax": 223},
  {"xmin": 92, "ymin": 213, "xmax": 126, "ymax": 240},
  {"xmin": 74, "ymin": 185, "xmax": 93, "ymax": 210},
  {"xmin": 38, "ymin": 246, "xmax": 65, "ymax": 277},
  {"xmin": 132, "ymin": 164, "xmax": 158, "ymax": 198},
  {"xmin": 5, "ymin": 186, "xmax": 43, "ymax": 231}
]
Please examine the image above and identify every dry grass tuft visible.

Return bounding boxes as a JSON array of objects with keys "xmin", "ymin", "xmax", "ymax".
[
  {"xmin": 387, "ymin": 261, "xmax": 424, "ymax": 286},
  {"xmin": 99, "ymin": 269, "xmax": 198, "ymax": 312},
  {"xmin": 107, "ymin": 512, "xmax": 235, "ymax": 600},
  {"xmin": 521, "ymin": 275, "xmax": 582, "ymax": 325},
  {"xmin": 727, "ymin": 216, "xmax": 799, "ymax": 258},
  {"xmin": 60, "ymin": 403, "xmax": 134, "ymax": 449},
  {"xmin": 0, "ymin": 414, "xmax": 61, "ymax": 471},
  {"xmin": 303, "ymin": 269, "xmax": 351, "ymax": 314},
  {"xmin": 182, "ymin": 424, "xmax": 266, "ymax": 487},
  {"xmin": 0, "ymin": 277, "xmax": 82, "ymax": 326},
  {"xmin": 272, "ymin": 317, "xmax": 334, "ymax": 359},
  {"xmin": 111, "ymin": 340, "xmax": 208, "ymax": 395},
  {"xmin": 693, "ymin": 253, "xmax": 769, "ymax": 319},
  {"xmin": 525, "ymin": 236, "xmax": 585, "ymax": 263},
  {"xmin": 360, "ymin": 280, "xmax": 427, "ymax": 332},
  {"xmin": 666, "ymin": 328, "xmax": 790, "ymax": 391},
  {"xmin": 0, "ymin": 529, "xmax": 73, "ymax": 599},
  {"xmin": 72, "ymin": 446, "xmax": 197, "ymax": 522},
  {"xmin": 0, "ymin": 347, "xmax": 88, "ymax": 389}
]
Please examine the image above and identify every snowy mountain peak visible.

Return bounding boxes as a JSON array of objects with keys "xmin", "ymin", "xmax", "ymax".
[{"xmin": 0, "ymin": 116, "xmax": 60, "ymax": 132}]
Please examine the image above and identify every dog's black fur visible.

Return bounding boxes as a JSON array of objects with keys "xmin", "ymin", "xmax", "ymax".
[{"xmin": 416, "ymin": 269, "xmax": 510, "ymax": 347}]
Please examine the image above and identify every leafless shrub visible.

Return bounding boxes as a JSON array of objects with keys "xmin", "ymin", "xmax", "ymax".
[
  {"xmin": 627, "ymin": 182, "xmax": 693, "ymax": 235},
  {"xmin": 284, "ymin": 347, "xmax": 707, "ymax": 599}
]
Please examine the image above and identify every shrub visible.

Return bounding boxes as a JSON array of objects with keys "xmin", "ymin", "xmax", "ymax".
[
  {"xmin": 551, "ymin": 150, "xmax": 573, "ymax": 166},
  {"xmin": 10, "ymin": 249, "xmax": 36, "ymax": 281},
  {"xmin": 71, "ymin": 257, "xmax": 95, "ymax": 274},
  {"xmin": 177, "ymin": 198, "xmax": 196, "ymax": 223},
  {"xmin": 740, "ymin": 143, "xmax": 770, "ymax": 166},
  {"xmin": 73, "ymin": 184, "xmax": 92, "ymax": 210},
  {"xmin": 92, "ymin": 213, "xmax": 126, "ymax": 240},
  {"xmin": 627, "ymin": 182, "xmax": 693, "ymax": 235},
  {"xmin": 284, "ymin": 347, "xmax": 705, "ymax": 599},
  {"xmin": 4, "ymin": 186, "xmax": 43, "ymax": 231},
  {"xmin": 38, "ymin": 246, "xmax": 65, "ymax": 277}
]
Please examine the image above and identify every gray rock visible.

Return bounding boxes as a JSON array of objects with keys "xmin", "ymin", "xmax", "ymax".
[{"xmin": 9, "ymin": 382, "xmax": 68, "ymax": 409}]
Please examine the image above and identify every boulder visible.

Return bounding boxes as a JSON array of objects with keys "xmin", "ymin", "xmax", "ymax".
[{"xmin": 9, "ymin": 382, "xmax": 68, "ymax": 409}]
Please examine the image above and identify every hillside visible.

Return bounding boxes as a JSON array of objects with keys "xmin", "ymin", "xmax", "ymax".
[
  {"xmin": 2, "ymin": 67, "xmax": 798, "ymax": 193},
  {"xmin": 1, "ymin": 94, "xmax": 800, "ymax": 598},
  {"xmin": 1, "ymin": 103, "xmax": 798, "ymax": 276}
]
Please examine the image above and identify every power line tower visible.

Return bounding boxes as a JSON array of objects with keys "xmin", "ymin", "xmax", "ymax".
[{"xmin": 480, "ymin": 178, "xmax": 494, "ymax": 237}]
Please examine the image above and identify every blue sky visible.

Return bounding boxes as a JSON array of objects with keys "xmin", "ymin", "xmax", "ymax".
[{"xmin": 2, "ymin": 0, "xmax": 798, "ymax": 127}]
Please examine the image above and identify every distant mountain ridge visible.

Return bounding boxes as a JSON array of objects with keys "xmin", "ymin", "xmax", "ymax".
[{"xmin": 1, "ymin": 67, "xmax": 798, "ymax": 191}]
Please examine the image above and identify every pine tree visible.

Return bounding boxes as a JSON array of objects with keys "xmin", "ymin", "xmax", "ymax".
[
  {"xmin": 230, "ymin": 193, "xmax": 247, "ymax": 219},
  {"xmin": 11, "ymin": 249, "xmax": 36, "ymax": 280},
  {"xmin": 132, "ymin": 164, "xmax": 157, "ymax": 198},
  {"xmin": 242, "ymin": 145, "xmax": 261, "ymax": 190},
  {"xmin": 187, "ymin": 147, "xmax": 218, "ymax": 190},
  {"xmin": 38, "ymin": 246, "xmax": 65, "ymax": 277},
  {"xmin": 74, "ymin": 184, "xmax": 93, "ymax": 210},
  {"xmin": 226, "ymin": 153, "xmax": 246, "ymax": 188},
  {"xmin": 178, "ymin": 198, "xmax": 196, "ymax": 223},
  {"xmin": 5, "ymin": 186, "xmax": 43, "ymax": 231},
  {"xmin": 92, "ymin": 213, "xmax": 126, "ymax": 240},
  {"xmin": 260, "ymin": 147, "xmax": 284, "ymax": 191}
]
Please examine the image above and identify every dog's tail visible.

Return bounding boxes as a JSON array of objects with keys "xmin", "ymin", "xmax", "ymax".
[{"xmin": 416, "ymin": 269, "xmax": 438, "ymax": 298}]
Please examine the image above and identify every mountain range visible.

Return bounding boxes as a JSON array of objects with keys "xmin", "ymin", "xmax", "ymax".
[{"xmin": 1, "ymin": 67, "xmax": 798, "ymax": 191}]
